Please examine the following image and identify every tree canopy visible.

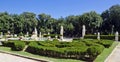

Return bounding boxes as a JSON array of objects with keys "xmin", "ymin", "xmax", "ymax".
[{"xmin": 0, "ymin": 4, "xmax": 120, "ymax": 37}]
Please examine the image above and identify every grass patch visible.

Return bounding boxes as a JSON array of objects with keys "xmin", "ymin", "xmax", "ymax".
[
  {"xmin": 0, "ymin": 46, "xmax": 83, "ymax": 62},
  {"xmin": 94, "ymin": 41, "xmax": 118, "ymax": 62}
]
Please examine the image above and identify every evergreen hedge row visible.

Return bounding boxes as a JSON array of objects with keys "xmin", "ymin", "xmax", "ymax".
[
  {"xmin": 1, "ymin": 39, "xmax": 113, "ymax": 61},
  {"xmin": 11, "ymin": 41, "xmax": 26, "ymax": 51},
  {"xmin": 26, "ymin": 39, "xmax": 113, "ymax": 61},
  {"xmin": 84, "ymin": 35, "xmax": 115, "ymax": 40},
  {"xmin": 2, "ymin": 41, "xmax": 26, "ymax": 51}
]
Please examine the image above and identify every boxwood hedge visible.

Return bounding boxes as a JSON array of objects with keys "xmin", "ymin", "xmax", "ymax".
[{"xmin": 1, "ymin": 39, "xmax": 114, "ymax": 61}]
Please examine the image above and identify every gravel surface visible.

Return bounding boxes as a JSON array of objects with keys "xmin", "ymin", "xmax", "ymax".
[
  {"xmin": 0, "ymin": 53, "xmax": 39, "ymax": 62},
  {"xmin": 105, "ymin": 43, "xmax": 120, "ymax": 62}
]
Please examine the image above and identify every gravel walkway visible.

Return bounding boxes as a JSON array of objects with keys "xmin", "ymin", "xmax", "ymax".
[
  {"xmin": 0, "ymin": 53, "xmax": 39, "ymax": 62},
  {"xmin": 105, "ymin": 42, "xmax": 120, "ymax": 62}
]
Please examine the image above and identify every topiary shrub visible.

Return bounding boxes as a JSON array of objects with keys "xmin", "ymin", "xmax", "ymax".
[
  {"xmin": 2, "ymin": 41, "xmax": 14, "ymax": 47},
  {"xmin": 84, "ymin": 35, "xmax": 115, "ymax": 40},
  {"xmin": 55, "ymin": 42, "xmax": 72, "ymax": 48},
  {"xmin": 98, "ymin": 40, "xmax": 113, "ymax": 48},
  {"xmin": 84, "ymin": 35, "xmax": 97, "ymax": 39},
  {"xmin": 26, "ymin": 42, "xmax": 39, "ymax": 54},
  {"xmin": 87, "ymin": 44, "xmax": 104, "ymax": 61},
  {"xmin": 12, "ymin": 41, "xmax": 26, "ymax": 51}
]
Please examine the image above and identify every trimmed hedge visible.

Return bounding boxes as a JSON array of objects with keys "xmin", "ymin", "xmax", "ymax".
[
  {"xmin": 2, "ymin": 41, "xmax": 14, "ymax": 47},
  {"xmin": 84, "ymin": 35, "xmax": 97, "ymax": 39},
  {"xmin": 26, "ymin": 42, "xmax": 88, "ymax": 59},
  {"xmin": 84, "ymin": 35, "xmax": 115, "ymax": 40},
  {"xmin": 2, "ymin": 41, "xmax": 26, "ymax": 51},
  {"xmin": 26, "ymin": 39, "xmax": 113, "ymax": 61},
  {"xmin": 98, "ymin": 40, "xmax": 113, "ymax": 48},
  {"xmin": 12, "ymin": 41, "xmax": 26, "ymax": 51},
  {"xmin": 1, "ymin": 39, "xmax": 114, "ymax": 61},
  {"xmin": 87, "ymin": 44, "xmax": 105, "ymax": 61}
]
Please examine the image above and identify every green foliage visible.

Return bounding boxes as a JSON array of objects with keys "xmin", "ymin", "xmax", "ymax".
[
  {"xmin": 99, "ymin": 40, "xmax": 113, "ymax": 48},
  {"xmin": 84, "ymin": 35, "xmax": 115, "ymax": 40},
  {"xmin": 25, "ymin": 39, "xmax": 113, "ymax": 61},
  {"xmin": 2, "ymin": 41, "xmax": 14, "ymax": 47},
  {"xmin": 1, "ymin": 4, "xmax": 120, "ymax": 36},
  {"xmin": 87, "ymin": 44, "xmax": 104, "ymax": 61},
  {"xmin": 12, "ymin": 41, "xmax": 26, "ymax": 51},
  {"xmin": 84, "ymin": 35, "xmax": 97, "ymax": 39}
]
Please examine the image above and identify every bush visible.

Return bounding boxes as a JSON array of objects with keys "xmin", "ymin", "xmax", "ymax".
[
  {"xmin": 87, "ymin": 44, "xmax": 104, "ymax": 61},
  {"xmin": 38, "ymin": 42, "xmax": 55, "ymax": 47},
  {"xmin": 84, "ymin": 35, "xmax": 97, "ymax": 39},
  {"xmin": 55, "ymin": 42, "xmax": 72, "ymax": 48},
  {"xmin": 84, "ymin": 35, "xmax": 115, "ymax": 40},
  {"xmin": 25, "ymin": 39, "xmax": 113, "ymax": 61},
  {"xmin": 53, "ymin": 39, "xmax": 59, "ymax": 42},
  {"xmin": 2, "ymin": 41, "xmax": 14, "ymax": 47},
  {"xmin": 98, "ymin": 40, "xmax": 113, "ymax": 48},
  {"xmin": 26, "ymin": 42, "xmax": 40, "ymax": 54},
  {"xmin": 12, "ymin": 41, "xmax": 26, "ymax": 51},
  {"xmin": 100, "ymin": 35, "xmax": 115, "ymax": 40}
]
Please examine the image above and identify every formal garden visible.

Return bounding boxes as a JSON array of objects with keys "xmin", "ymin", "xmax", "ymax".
[
  {"xmin": 0, "ymin": 4, "xmax": 120, "ymax": 62},
  {"xmin": 0, "ymin": 35, "xmax": 118, "ymax": 62}
]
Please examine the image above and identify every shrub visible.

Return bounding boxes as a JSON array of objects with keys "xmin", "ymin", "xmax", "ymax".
[
  {"xmin": 55, "ymin": 42, "xmax": 73, "ymax": 48},
  {"xmin": 53, "ymin": 39, "xmax": 59, "ymax": 42},
  {"xmin": 38, "ymin": 41, "xmax": 56, "ymax": 47},
  {"xmin": 100, "ymin": 35, "xmax": 114, "ymax": 40},
  {"xmin": 12, "ymin": 41, "xmax": 26, "ymax": 51},
  {"xmin": 65, "ymin": 46, "xmax": 88, "ymax": 59},
  {"xmin": 83, "ymin": 40, "xmax": 99, "ymax": 46},
  {"xmin": 2, "ymin": 41, "xmax": 14, "ymax": 47},
  {"xmin": 84, "ymin": 35, "xmax": 97, "ymax": 39},
  {"xmin": 26, "ymin": 42, "xmax": 41, "ymax": 54},
  {"xmin": 26, "ymin": 39, "xmax": 113, "ymax": 61},
  {"xmin": 98, "ymin": 40, "xmax": 113, "ymax": 48},
  {"xmin": 84, "ymin": 35, "xmax": 118, "ymax": 40},
  {"xmin": 87, "ymin": 44, "xmax": 104, "ymax": 61}
]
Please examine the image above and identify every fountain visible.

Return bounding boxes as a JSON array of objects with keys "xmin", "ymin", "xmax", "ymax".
[{"xmin": 31, "ymin": 27, "xmax": 38, "ymax": 41}]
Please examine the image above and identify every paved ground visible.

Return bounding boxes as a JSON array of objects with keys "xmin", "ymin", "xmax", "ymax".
[
  {"xmin": 105, "ymin": 42, "xmax": 120, "ymax": 62},
  {"xmin": 0, "ymin": 53, "xmax": 39, "ymax": 62}
]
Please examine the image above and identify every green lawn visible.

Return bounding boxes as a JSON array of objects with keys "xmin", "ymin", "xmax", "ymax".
[
  {"xmin": 0, "ymin": 46, "xmax": 83, "ymax": 62},
  {"xmin": 94, "ymin": 41, "xmax": 118, "ymax": 62}
]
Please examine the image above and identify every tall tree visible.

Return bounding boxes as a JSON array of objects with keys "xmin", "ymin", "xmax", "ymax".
[
  {"xmin": 80, "ymin": 11, "xmax": 103, "ymax": 34},
  {"xmin": 20, "ymin": 12, "xmax": 37, "ymax": 34},
  {"xmin": 101, "ymin": 4, "xmax": 120, "ymax": 34}
]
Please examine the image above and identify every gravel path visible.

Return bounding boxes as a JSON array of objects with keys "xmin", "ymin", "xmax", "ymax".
[
  {"xmin": 105, "ymin": 42, "xmax": 120, "ymax": 62},
  {"xmin": 0, "ymin": 53, "xmax": 39, "ymax": 62}
]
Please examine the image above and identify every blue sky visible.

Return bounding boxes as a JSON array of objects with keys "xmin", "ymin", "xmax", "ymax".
[{"xmin": 0, "ymin": 0, "xmax": 120, "ymax": 18}]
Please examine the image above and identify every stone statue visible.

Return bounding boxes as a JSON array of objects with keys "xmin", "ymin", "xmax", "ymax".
[
  {"xmin": 115, "ymin": 31, "xmax": 119, "ymax": 41},
  {"xmin": 82, "ymin": 25, "xmax": 86, "ymax": 39},
  {"xmin": 60, "ymin": 25, "xmax": 63, "ymax": 41},
  {"xmin": 97, "ymin": 32, "xmax": 100, "ymax": 40}
]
